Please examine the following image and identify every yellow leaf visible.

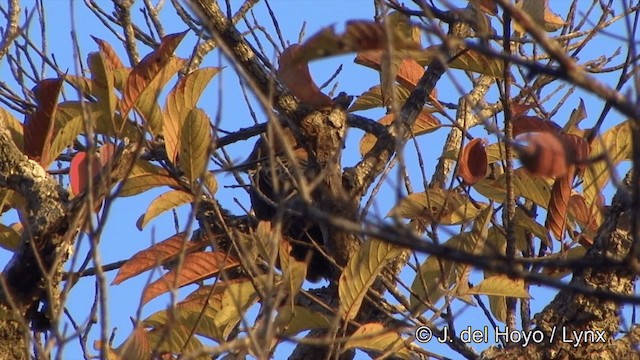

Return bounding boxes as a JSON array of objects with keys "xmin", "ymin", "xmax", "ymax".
[
  {"xmin": 339, "ymin": 239, "xmax": 403, "ymax": 321},
  {"xmin": 389, "ymin": 188, "xmax": 485, "ymax": 225},
  {"xmin": 465, "ymin": 275, "xmax": 531, "ymax": 298},
  {"xmin": 136, "ymin": 190, "xmax": 194, "ymax": 230},
  {"xmin": 344, "ymin": 323, "xmax": 413, "ymax": 360}
]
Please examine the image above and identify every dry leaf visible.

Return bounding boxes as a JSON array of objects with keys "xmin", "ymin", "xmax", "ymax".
[
  {"xmin": 516, "ymin": 132, "xmax": 567, "ymax": 178},
  {"xmin": 458, "ymin": 138, "xmax": 488, "ymax": 185},
  {"xmin": 277, "ymin": 44, "xmax": 333, "ymax": 108}
]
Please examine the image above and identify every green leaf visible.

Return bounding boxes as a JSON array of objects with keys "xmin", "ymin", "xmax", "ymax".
[
  {"xmin": 339, "ymin": 238, "xmax": 404, "ymax": 321},
  {"xmin": 179, "ymin": 108, "xmax": 211, "ymax": 187}
]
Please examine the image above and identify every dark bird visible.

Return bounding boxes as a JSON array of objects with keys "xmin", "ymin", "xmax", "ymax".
[{"xmin": 244, "ymin": 126, "xmax": 332, "ymax": 282}]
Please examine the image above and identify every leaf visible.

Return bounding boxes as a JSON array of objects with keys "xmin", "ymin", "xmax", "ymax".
[
  {"xmin": 118, "ymin": 161, "xmax": 182, "ymax": 197},
  {"xmin": 142, "ymin": 251, "xmax": 240, "ymax": 304},
  {"xmin": 512, "ymin": 115, "xmax": 562, "ymax": 136},
  {"xmin": 516, "ymin": 132, "xmax": 568, "ymax": 177},
  {"xmin": 23, "ymin": 78, "xmax": 64, "ymax": 163},
  {"xmin": 68, "ymin": 144, "xmax": 116, "ymax": 198},
  {"xmin": 274, "ymin": 306, "xmax": 332, "ymax": 337},
  {"xmin": 449, "ymin": 48, "xmax": 505, "ymax": 78},
  {"xmin": 0, "ymin": 108, "xmax": 23, "ymax": 150},
  {"xmin": 293, "ymin": 20, "xmax": 421, "ymax": 64},
  {"xmin": 343, "ymin": 323, "xmax": 412, "ymax": 359},
  {"xmin": 568, "ymin": 194, "xmax": 602, "ymax": 237},
  {"xmin": 466, "ymin": 275, "xmax": 531, "ymax": 298},
  {"xmin": 164, "ymin": 67, "xmax": 220, "ymax": 162},
  {"xmin": 88, "ymin": 51, "xmax": 118, "ymax": 135},
  {"xmin": 112, "ymin": 232, "xmax": 206, "ymax": 285},
  {"xmin": 474, "ymin": 168, "xmax": 552, "ymax": 208},
  {"xmin": 136, "ymin": 190, "xmax": 195, "ymax": 230},
  {"xmin": 359, "ymin": 111, "xmax": 441, "ymax": 155},
  {"xmin": 277, "ymin": 44, "xmax": 333, "ymax": 108},
  {"xmin": 339, "ymin": 238, "xmax": 404, "ymax": 321},
  {"xmin": 410, "ymin": 235, "xmax": 463, "ymax": 311},
  {"xmin": 112, "ymin": 326, "xmax": 150, "ymax": 360},
  {"xmin": 389, "ymin": 188, "xmax": 485, "ymax": 225},
  {"xmin": 545, "ymin": 167, "xmax": 574, "ymax": 240},
  {"xmin": 44, "ymin": 115, "xmax": 84, "ymax": 168},
  {"xmin": 543, "ymin": 246, "xmax": 587, "ymax": 278},
  {"xmin": 564, "ymin": 99, "xmax": 587, "ymax": 133},
  {"xmin": 355, "ymin": 50, "xmax": 426, "ymax": 90},
  {"xmin": 452, "ymin": 206, "xmax": 493, "ymax": 304},
  {"xmin": 91, "ymin": 36, "xmax": 125, "ymax": 69},
  {"xmin": 514, "ymin": 0, "xmax": 565, "ymax": 34},
  {"xmin": 458, "ymin": 138, "xmax": 488, "ymax": 185},
  {"xmin": 562, "ymin": 133, "xmax": 590, "ymax": 170},
  {"xmin": 120, "ymin": 31, "xmax": 188, "ymax": 122},
  {"xmin": 0, "ymin": 223, "xmax": 20, "ymax": 251},
  {"xmin": 583, "ymin": 121, "xmax": 631, "ymax": 209},
  {"xmin": 179, "ymin": 108, "xmax": 211, "ymax": 187}
]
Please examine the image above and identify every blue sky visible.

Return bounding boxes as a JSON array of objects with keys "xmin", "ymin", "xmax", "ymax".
[{"xmin": 0, "ymin": 1, "xmax": 635, "ymax": 359}]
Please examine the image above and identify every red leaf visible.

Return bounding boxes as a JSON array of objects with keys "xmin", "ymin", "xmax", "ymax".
[
  {"xmin": 545, "ymin": 167, "xmax": 574, "ymax": 240},
  {"xmin": 141, "ymin": 251, "xmax": 239, "ymax": 304},
  {"xmin": 120, "ymin": 31, "xmax": 188, "ymax": 118},
  {"xmin": 512, "ymin": 115, "xmax": 562, "ymax": 137},
  {"xmin": 277, "ymin": 44, "xmax": 333, "ymax": 108},
  {"xmin": 458, "ymin": 138, "xmax": 488, "ymax": 185},
  {"xmin": 112, "ymin": 232, "xmax": 207, "ymax": 285},
  {"xmin": 516, "ymin": 132, "xmax": 567, "ymax": 177},
  {"xmin": 23, "ymin": 78, "xmax": 64, "ymax": 162},
  {"xmin": 69, "ymin": 144, "xmax": 117, "ymax": 196},
  {"xmin": 69, "ymin": 151, "xmax": 99, "ymax": 196}
]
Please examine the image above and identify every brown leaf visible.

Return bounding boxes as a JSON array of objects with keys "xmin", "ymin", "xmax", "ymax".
[
  {"xmin": 91, "ymin": 36, "xmax": 125, "ymax": 69},
  {"xmin": 23, "ymin": 78, "xmax": 65, "ymax": 162},
  {"xmin": 141, "ymin": 251, "xmax": 239, "ymax": 304},
  {"xmin": 355, "ymin": 51, "xmax": 424, "ymax": 90},
  {"xmin": 294, "ymin": 20, "xmax": 421, "ymax": 65},
  {"xmin": 512, "ymin": 115, "xmax": 562, "ymax": 136},
  {"xmin": 277, "ymin": 44, "xmax": 333, "ymax": 108},
  {"xmin": 516, "ymin": 132, "xmax": 567, "ymax": 178},
  {"xmin": 458, "ymin": 138, "xmax": 488, "ymax": 185},
  {"xmin": 545, "ymin": 166, "xmax": 574, "ymax": 240},
  {"xmin": 112, "ymin": 232, "xmax": 206, "ymax": 285},
  {"xmin": 568, "ymin": 194, "xmax": 602, "ymax": 236},
  {"xmin": 561, "ymin": 133, "xmax": 590, "ymax": 170},
  {"xmin": 120, "ymin": 31, "xmax": 188, "ymax": 120}
]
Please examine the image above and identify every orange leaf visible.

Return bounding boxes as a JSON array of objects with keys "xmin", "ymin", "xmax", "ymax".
[
  {"xmin": 91, "ymin": 36, "xmax": 125, "ymax": 69},
  {"xmin": 112, "ymin": 232, "xmax": 205, "ymax": 285},
  {"xmin": 277, "ymin": 44, "xmax": 333, "ymax": 108},
  {"xmin": 458, "ymin": 138, "xmax": 488, "ymax": 185},
  {"xmin": 545, "ymin": 166, "xmax": 574, "ymax": 240},
  {"xmin": 141, "ymin": 251, "xmax": 239, "ymax": 304},
  {"xmin": 516, "ymin": 132, "xmax": 567, "ymax": 178},
  {"xmin": 120, "ymin": 31, "xmax": 188, "ymax": 119},
  {"xmin": 23, "ymin": 78, "xmax": 64, "ymax": 162}
]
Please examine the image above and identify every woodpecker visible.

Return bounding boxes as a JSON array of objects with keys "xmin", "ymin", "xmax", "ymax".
[{"xmin": 244, "ymin": 126, "xmax": 332, "ymax": 282}]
